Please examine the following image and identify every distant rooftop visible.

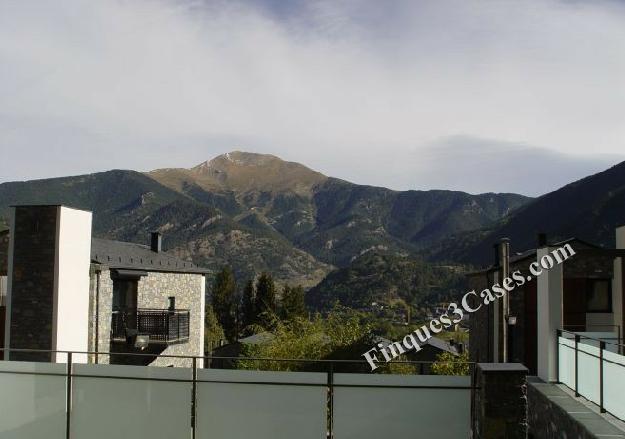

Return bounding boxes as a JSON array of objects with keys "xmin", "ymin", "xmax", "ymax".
[{"xmin": 91, "ymin": 238, "xmax": 209, "ymax": 274}]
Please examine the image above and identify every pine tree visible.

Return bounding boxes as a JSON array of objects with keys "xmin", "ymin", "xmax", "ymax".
[
  {"xmin": 211, "ymin": 266, "xmax": 237, "ymax": 341},
  {"xmin": 241, "ymin": 279, "xmax": 256, "ymax": 328},
  {"xmin": 281, "ymin": 284, "xmax": 306, "ymax": 320},
  {"xmin": 255, "ymin": 272, "xmax": 277, "ymax": 326},
  {"xmin": 204, "ymin": 305, "xmax": 225, "ymax": 354}
]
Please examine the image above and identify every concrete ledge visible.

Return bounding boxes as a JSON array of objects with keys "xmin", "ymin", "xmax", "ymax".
[{"xmin": 528, "ymin": 377, "xmax": 625, "ymax": 438}]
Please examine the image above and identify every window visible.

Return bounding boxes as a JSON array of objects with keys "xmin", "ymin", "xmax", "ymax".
[
  {"xmin": 112, "ymin": 279, "xmax": 138, "ymax": 310},
  {"xmin": 586, "ymin": 279, "xmax": 612, "ymax": 313},
  {"xmin": 0, "ymin": 275, "xmax": 6, "ymax": 306}
]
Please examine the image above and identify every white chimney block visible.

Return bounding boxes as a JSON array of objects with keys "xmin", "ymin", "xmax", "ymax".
[
  {"xmin": 53, "ymin": 207, "xmax": 92, "ymax": 363},
  {"xmin": 613, "ymin": 225, "xmax": 625, "ymax": 345}
]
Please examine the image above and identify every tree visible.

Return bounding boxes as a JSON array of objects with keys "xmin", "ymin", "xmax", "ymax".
[
  {"xmin": 211, "ymin": 266, "xmax": 237, "ymax": 341},
  {"xmin": 280, "ymin": 285, "xmax": 307, "ymax": 321},
  {"xmin": 204, "ymin": 305, "xmax": 225, "ymax": 354},
  {"xmin": 241, "ymin": 279, "xmax": 256, "ymax": 328},
  {"xmin": 431, "ymin": 351, "xmax": 470, "ymax": 376},
  {"xmin": 238, "ymin": 307, "xmax": 374, "ymax": 372},
  {"xmin": 255, "ymin": 272, "xmax": 277, "ymax": 326}
]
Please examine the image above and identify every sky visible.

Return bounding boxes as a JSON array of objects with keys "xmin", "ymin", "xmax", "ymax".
[{"xmin": 1, "ymin": 0, "xmax": 624, "ymax": 196}]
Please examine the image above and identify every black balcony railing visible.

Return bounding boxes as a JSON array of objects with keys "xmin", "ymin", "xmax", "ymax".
[{"xmin": 111, "ymin": 308, "xmax": 190, "ymax": 344}]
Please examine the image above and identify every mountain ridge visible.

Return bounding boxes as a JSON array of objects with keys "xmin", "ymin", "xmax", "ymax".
[
  {"xmin": 430, "ymin": 160, "xmax": 625, "ymax": 266},
  {"xmin": 0, "ymin": 151, "xmax": 531, "ymax": 288}
]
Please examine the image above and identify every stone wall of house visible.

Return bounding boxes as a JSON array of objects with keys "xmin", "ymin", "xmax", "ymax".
[
  {"xmin": 88, "ymin": 269, "xmax": 205, "ymax": 367},
  {"xmin": 88, "ymin": 265, "xmax": 113, "ymax": 364},
  {"xmin": 8, "ymin": 206, "xmax": 58, "ymax": 361},
  {"xmin": 137, "ymin": 271, "xmax": 204, "ymax": 368}
]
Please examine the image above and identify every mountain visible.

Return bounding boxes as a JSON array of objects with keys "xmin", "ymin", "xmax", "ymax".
[
  {"xmin": 435, "ymin": 160, "xmax": 625, "ymax": 266},
  {"xmin": 306, "ymin": 252, "xmax": 467, "ymax": 312},
  {"xmin": 0, "ymin": 168, "xmax": 332, "ymax": 287},
  {"xmin": 297, "ymin": 178, "xmax": 527, "ymax": 266},
  {"xmin": 0, "ymin": 151, "xmax": 530, "ymax": 288},
  {"xmin": 149, "ymin": 151, "xmax": 327, "ymax": 197},
  {"xmin": 149, "ymin": 152, "xmax": 530, "ymax": 267}
]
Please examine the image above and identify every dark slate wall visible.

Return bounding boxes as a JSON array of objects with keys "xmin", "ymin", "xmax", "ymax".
[
  {"xmin": 9, "ymin": 206, "xmax": 58, "ymax": 361},
  {"xmin": 472, "ymin": 363, "xmax": 528, "ymax": 439},
  {"xmin": 0, "ymin": 230, "xmax": 8, "ymax": 276},
  {"xmin": 468, "ymin": 271, "xmax": 493, "ymax": 364}
]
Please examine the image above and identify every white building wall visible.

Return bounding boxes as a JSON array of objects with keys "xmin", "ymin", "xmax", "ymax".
[
  {"xmin": 52, "ymin": 207, "xmax": 92, "ymax": 363},
  {"xmin": 614, "ymin": 226, "xmax": 625, "ymax": 339},
  {"xmin": 536, "ymin": 247, "xmax": 563, "ymax": 382}
]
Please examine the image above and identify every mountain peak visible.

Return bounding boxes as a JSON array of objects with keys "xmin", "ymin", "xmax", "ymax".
[
  {"xmin": 193, "ymin": 151, "xmax": 284, "ymax": 171},
  {"xmin": 151, "ymin": 151, "xmax": 327, "ymax": 195}
]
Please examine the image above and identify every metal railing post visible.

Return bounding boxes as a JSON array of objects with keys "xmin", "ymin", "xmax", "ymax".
[
  {"xmin": 555, "ymin": 329, "xmax": 561, "ymax": 383},
  {"xmin": 66, "ymin": 352, "xmax": 73, "ymax": 439},
  {"xmin": 166, "ymin": 313, "xmax": 170, "ymax": 341},
  {"xmin": 599, "ymin": 341, "xmax": 606, "ymax": 413},
  {"xmin": 328, "ymin": 362, "xmax": 334, "ymax": 439},
  {"xmin": 574, "ymin": 334, "xmax": 580, "ymax": 397},
  {"xmin": 191, "ymin": 357, "xmax": 197, "ymax": 439}
]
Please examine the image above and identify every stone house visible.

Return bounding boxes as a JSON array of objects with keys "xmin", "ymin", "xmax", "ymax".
[{"xmin": 1, "ymin": 205, "xmax": 208, "ymax": 367}]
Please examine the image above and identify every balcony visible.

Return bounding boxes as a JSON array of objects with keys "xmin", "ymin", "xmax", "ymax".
[
  {"xmin": 111, "ymin": 308, "xmax": 190, "ymax": 344},
  {"xmin": 557, "ymin": 329, "xmax": 625, "ymax": 421}
]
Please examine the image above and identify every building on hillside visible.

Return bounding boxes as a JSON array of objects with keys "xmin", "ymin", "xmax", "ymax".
[
  {"xmin": 1, "ymin": 205, "xmax": 208, "ymax": 367},
  {"xmin": 468, "ymin": 231, "xmax": 624, "ymax": 377}
]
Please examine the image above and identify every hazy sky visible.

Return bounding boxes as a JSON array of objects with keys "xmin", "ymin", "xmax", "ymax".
[{"xmin": 1, "ymin": 0, "xmax": 624, "ymax": 196}]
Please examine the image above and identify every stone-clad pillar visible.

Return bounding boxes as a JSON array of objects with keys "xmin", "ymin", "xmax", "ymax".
[{"xmin": 472, "ymin": 363, "xmax": 528, "ymax": 439}]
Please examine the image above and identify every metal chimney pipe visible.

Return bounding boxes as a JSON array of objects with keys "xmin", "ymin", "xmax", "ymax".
[
  {"xmin": 500, "ymin": 238, "xmax": 511, "ymax": 363},
  {"xmin": 493, "ymin": 243, "xmax": 500, "ymax": 267},
  {"xmin": 151, "ymin": 232, "xmax": 162, "ymax": 253}
]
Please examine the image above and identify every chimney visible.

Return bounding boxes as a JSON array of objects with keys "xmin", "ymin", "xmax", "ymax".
[
  {"xmin": 493, "ymin": 243, "xmax": 500, "ymax": 267},
  {"xmin": 151, "ymin": 232, "xmax": 162, "ymax": 253},
  {"xmin": 537, "ymin": 233, "xmax": 547, "ymax": 248}
]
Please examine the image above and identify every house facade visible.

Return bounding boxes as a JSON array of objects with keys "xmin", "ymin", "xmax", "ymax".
[
  {"xmin": 468, "ymin": 231, "xmax": 624, "ymax": 378},
  {"xmin": 2, "ymin": 205, "xmax": 208, "ymax": 367}
]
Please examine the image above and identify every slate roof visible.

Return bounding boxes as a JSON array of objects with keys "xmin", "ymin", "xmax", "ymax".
[
  {"xmin": 466, "ymin": 237, "xmax": 601, "ymax": 276},
  {"xmin": 91, "ymin": 238, "xmax": 209, "ymax": 274},
  {"xmin": 374, "ymin": 335, "xmax": 459, "ymax": 355}
]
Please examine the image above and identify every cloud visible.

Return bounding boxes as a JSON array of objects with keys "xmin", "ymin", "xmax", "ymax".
[
  {"xmin": 410, "ymin": 136, "xmax": 622, "ymax": 196},
  {"xmin": 1, "ymin": 0, "xmax": 624, "ymax": 195}
]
